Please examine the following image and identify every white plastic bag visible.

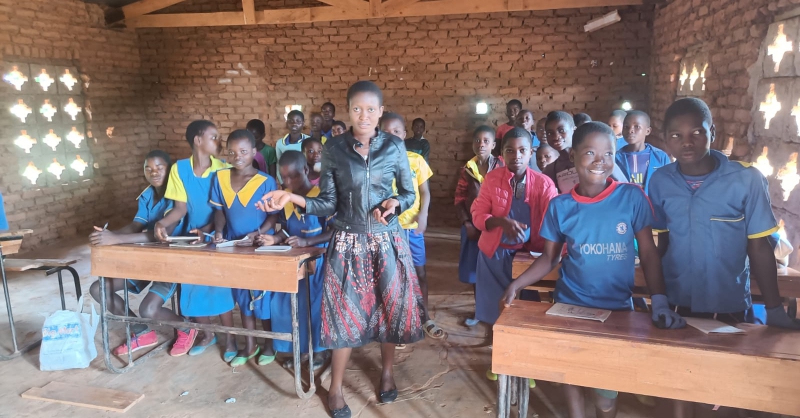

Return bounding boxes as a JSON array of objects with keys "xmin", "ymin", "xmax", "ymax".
[{"xmin": 39, "ymin": 296, "xmax": 99, "ymax": 371}]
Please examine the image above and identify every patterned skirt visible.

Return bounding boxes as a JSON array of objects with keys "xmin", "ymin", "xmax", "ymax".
[{"xmin": 321, "ymin": 228, "xmax": 425, "ymax": 349}]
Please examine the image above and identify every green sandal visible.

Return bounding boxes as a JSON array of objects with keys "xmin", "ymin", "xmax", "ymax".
[
  {"xmin": 230, "ymin": 346, "xmax": 260, "ymax": 367},
  {"xmin": 256, "ymin": 350, "xmax": 276, "ymax": 366}
]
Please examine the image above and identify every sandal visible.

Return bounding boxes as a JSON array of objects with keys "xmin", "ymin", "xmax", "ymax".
[
  {"xmin": 379, "ymin": 388, "xmax": 398, "ymax": 404},
  {"xmin": 486, "ymin": 369, "xmax": 498, "ymax": 381},
  {"xmin": 330, "ymin": 404, "xmax": 351, "ymax": 418},
  {"xmin": 223, "ymin": 342, "xmax": 238, "ymax": 363},
  {"xmin": 187, "ymin": 335, "xmax": 217, "ymax": 356},
  {"xmin": 423, "ymin": 320, "xmax": 445, "ymax": 339},
  {"xmin": 230, "ymin": 346, "xmax": 260, "ymax": 367},
  {"xmin": 464, "ymin": 317, "xmax": 480, "ymax": 327},
  {"xmin": 396, "ymin": 344, "xmax": 407, "ymax": 350},
  {"xmin": 256, "ymin": 348, "xmax": 276, "ymax": 366}
]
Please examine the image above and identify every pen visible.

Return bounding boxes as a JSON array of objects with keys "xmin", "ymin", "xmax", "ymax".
[
  {"xmin": 202, "ymin": 232, "xmax": 215, "ymax": 240},
  {"xmin": 103, "ymin": 222, "xmax": 108, "ymax": 231},
  {"xmin": 281, "ymin": 229, "xmax": 290, "ymax": 238}
]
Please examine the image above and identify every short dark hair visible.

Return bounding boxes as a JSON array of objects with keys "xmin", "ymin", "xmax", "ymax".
[
  {"xmin": 473, "ymin": 125, "xmax": 495, "ymax": 139},
  {"xmin": 381, "ymin": 112, "xmax": 405, "ymax": 126},
  {"xmin": 310, "ymin": 111, "xmax": 323, "ymax": 119},
  {"xmin": 278, "ymin": 150, "xmax": 307, "ymax": 172},
  {"xmin": 347, "ymin": 81, "xmax": 383, "ymax": 106},
  {"xmin": 546, "ymin": 111, "xmax": 575, "ymax": 129},
  {"xmin": 502, "ymin": 127, "xmax": 532, "ymax": 148},
  {"xmin": 573, "ymin": 121, "xmax": 616, "ymax": 150},
  {"xmin": 332, "ymin": 120, "xmax": 347, "ymax": 130},
  {"xmin": 287, "ymin": 110, "xmax": 305, "ymax": 121},
  {"xmin": 322, "ymin": 102, "xmax": 335, "ymax": 113},
  {"xmin": 507, "ymin": 99, "xmax": 522, "ymax": 109},
  {"xmin": 518, "ymin": 109, "xmax": 535, "ymax": 119},
  {"xmin": 610, "ymin": 109, "xmax": 627, "ymax": 120},
  {"xmin": 227, "ymin": 129, "xmax": 256, "ymax": 148},
  {"xmin": 144, "ymin": 149, "xmax": 171, "ymax": 166},
  {"xmin": 664, "ymin": 97, "xmax": 713, "ymax": 128},
  {"xmin": 185, "ymin": 120, "xmax": 216, "ymax": 148},
  {"xmin": 301, "ymin": 136, "xmax": 323, "ymax": 152},
  {"xmin": 625, "ymin": 110, "xmax": 651, "ymax": 126},
  {"xmin": 412, "ymin": 118, "xmax": 425, "ymax": 126},
  {"xmin": 536, "ymin": 142, "xmax": 555, "ymax": 153},
  {"xmin": 573, "ymin": 113, "xmax": 592, "ymax": 126},
  {"xmin": 245, "ymin": 119, "xmax": 265, "ymax": 136}
]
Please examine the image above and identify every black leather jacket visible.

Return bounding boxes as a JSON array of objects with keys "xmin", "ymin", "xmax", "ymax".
[{"xmin": 304, "ymin": 130, "xmax": 415, "ymax": 234}]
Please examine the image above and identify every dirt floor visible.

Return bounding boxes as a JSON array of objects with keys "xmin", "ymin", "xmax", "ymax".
[{"xmin": 0, "ymin": 231, "xmax": 781, "ymax": 418}]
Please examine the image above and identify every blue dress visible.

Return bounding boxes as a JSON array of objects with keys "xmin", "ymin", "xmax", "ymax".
[
  {"xmin": 458, "ymin": 225, "xmax": 480, "ymax": 284},
  {"xmin": 271, "ymin": 187, "xmax": 330, "ymax": 353},
  {"xmin": 210, "ymin": 169, "xmax": 278, "ymax": 319},
  {"xmin": 475, "ymin": 193, "xmax": 531, "ymax": 325}
]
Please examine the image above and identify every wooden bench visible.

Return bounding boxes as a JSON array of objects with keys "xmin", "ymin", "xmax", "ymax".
[
  {"xmin": 492, "ymin": 301, "xmax": 800, "ymax": 418},
  {"xmin": 5, "ymin": 257, "xmax": 81, "ymax": 311}
]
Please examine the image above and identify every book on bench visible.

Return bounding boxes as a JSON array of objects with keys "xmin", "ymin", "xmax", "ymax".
[{"xmin": 545, "ymin": 303, "xmax": 612, "ymax": 322}]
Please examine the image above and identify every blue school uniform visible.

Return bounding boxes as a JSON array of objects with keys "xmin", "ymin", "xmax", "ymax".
[
  {"xmin": 165, "ymin": 156, "xmax": 233, "ymax": 317},
  {"xmin": 271, "ymin": 186, "xmax": 330, "ymax": 353},
  {"xmin": 210, "ymin": 169, "xmax": 278, "ymax": 319},
  {"xmin": 0, "ymin": 192, "xmax": 7, "ymax": 231},
  {"xmin": 475, "ymin": 192, "xmax": 531, "ymax": 325},
  {"xmin": 128, "ymin": 186, "xmax": 180, "ymax": 299},
  {"xmin": 540, "ymin": 180, "xmax": 653, "ymax": 311},
  {"xmin": 649, "ymin": 150, "xmax": 779, "ymax": 314},
  {"xmin": 615, "ymin": 136, "xmax": 627, "ymax": 151},
  {"xmin": 615, "ymin": 144, "xmax": 671, "ymax": 195}
]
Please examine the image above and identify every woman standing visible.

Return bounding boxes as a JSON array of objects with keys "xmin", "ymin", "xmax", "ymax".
[{"xmin": 259, "ymin": 81, "xmax": 424, "ymax": 418}]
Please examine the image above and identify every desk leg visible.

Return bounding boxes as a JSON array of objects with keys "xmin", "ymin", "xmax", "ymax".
[
  {"xmin": 0, "ymin": 251, "xmax": 42, "ymax": 361},
  {"xmin": 497, "ymin": 374, "xmax": 510, "ymax": 418},
  {"xmin": 517, "ymin": 377, "xmax": 530, "ymax": 418}
]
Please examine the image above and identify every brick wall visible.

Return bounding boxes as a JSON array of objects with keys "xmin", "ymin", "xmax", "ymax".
[
  {"xmin": 649, "ymin": 0, "xmax": 800, "ymax": 268},
  {"xmin": 0, "ymin": 0, "xmax": 152, "ymax": 249},
  {"xmin": 138, "ymin": 6, "xmax": 653, "ymax": 226}
]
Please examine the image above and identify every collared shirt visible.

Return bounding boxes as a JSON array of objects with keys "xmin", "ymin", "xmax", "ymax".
[
  {"xmin": 164, "ymin": 156, "xmax": 230, "ymax": 232},
  {"xmin": 542, "ymin": 180, "xmax": 653, "ymax": 311},
  {"xmin": 398, "ymin": 152, "xmax": 434, "ymax": 230},
  {"xmin": 281, "ymin": 186, "xmax": 333, "ymax": 243},
  {"xmin": 275, "ymin": 133, "xmax": 310, "ymax": 182},
  {"xmin": 210, "ymin": 169, "xmax": 277, "ymax": 240},
  {"xmin": 649, "ymin": 150, "xmax": 780, "ymax": 313},
  {"xmin": 134, "ymin": 186, "xmax": 175, "ymax": 231}
]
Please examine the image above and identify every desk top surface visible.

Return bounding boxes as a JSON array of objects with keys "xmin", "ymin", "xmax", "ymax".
[
  {"xmin": 93, "ymin": 243, "xmax": 325, "ymax": 262},
  {"xmin": 495, "ymin": 301, "xmax": 800, "ymax": 361}
]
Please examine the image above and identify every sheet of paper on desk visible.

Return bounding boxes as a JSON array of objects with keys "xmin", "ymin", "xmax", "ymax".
[
  {"xmin": 546, "ymin": 303, "xmax": 612, "ymax": 322},
  {"xmin": 529, "ymin": 252, "xmax": 542, "ymax": 257},
  {"xmin": 169, "ymin": 242, "xmax": 207, "ymax": 248},
  {"xmin": 255, "ymin": 245, "xmax": 292, "ymax": 252},
  {"xmin": 215, "ymin": 238, "xmax": 248, "ymax": 248},
  {"xmin": 684, "ymin": 317, "xmax": 745, "ymax": 335}
]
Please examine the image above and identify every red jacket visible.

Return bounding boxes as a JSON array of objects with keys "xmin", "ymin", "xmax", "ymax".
[{"xmin": 471, "ymin": 167, "xmax": 558, "ymax": 257}]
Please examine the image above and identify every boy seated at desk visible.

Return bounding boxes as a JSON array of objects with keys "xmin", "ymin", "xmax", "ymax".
[
  {"xmin": 88, "ymin": 150, "xmax": 185, "ymax": 355},
  {"xmin": 649, "ymin": 98, "xmax": 800, "ymax": 417},
  {"xmin": 256, "ymin": 150, "xmax": 333, "ymax": 370},
  {"xmin": 502, "ymin": 122, "xmax": 684, "ymax": 418}
]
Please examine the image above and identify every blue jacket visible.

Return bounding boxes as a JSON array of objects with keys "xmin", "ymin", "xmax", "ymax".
[{"xmin": 615, "ymin": 143, "xmax": 671, "ymax": 195}]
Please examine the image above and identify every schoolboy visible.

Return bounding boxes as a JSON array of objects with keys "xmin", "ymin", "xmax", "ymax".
[
  {"xmin": 503, "ymin": 122, "xmax": 683, "ymax": 418},
  {"xmin": 246, "ymin": 119, "xmax": 277, "ymax": 179},
  {"xmin": 514, "ymin": 109, "xmax": 540, "ymax": 148},
  {"xmin": 381, "ymin": 113, "xmax": 440, "ymax": 338},
  {"xmin": 573, "ymin": 113, "xmax": 592, "ymax": 127},
  {"xmin": 331, "ymin": 120, "xmax": 347, "ymax": 137},
  {"xmin": 309, "ymin": 112, "xmax": 328, "ymax": 144},
  {"xmin": 258, "ymin": 151, "xmax": 333, "ymax": 370},
  {"xmin": 535, "ymin": 143, "xmax": 559, "ymax": 172},
  {"xmin": 154, "ymin": 120, "xmax": 233, "ymax": 357},
  {"xmin": 535, "ymin": 117, "xmax": 548, "ymax": 146},
  {"xmin": 276, "ymin": 110, "xmax": 310, "ymax": 183},
  {"xmin": 615, "ymin": 110, "xmax": 670, "ymax": 194},
  {"xmin": 495, "ymin": 99, "xmax": 522, "ymax": 147},
  {"xmin": 210, "ymin": 129, "xmax": 280, "ymax": 366},
  {"xmin": 608, "ymin": 110, "xmax": 628, "ymax": 150},
  {"xmin": 405, "ymin": 118, "xmax": 431, "ymax": 163},
  {"xmin": 320, "ymin": 102, "xmax": 336, "ymax": 139},
  {"xmin": 302, "ymin": 136, "xmax": 323, "ymax": 186}
]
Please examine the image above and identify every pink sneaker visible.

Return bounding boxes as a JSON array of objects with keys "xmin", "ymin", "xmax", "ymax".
[
  {"xmin": 170, "ymin": 328, "xmax": 197, "ymax": 357},
  {"xmin": 113, "ymin": 330, "xmax": 158, "ymax": 356}
]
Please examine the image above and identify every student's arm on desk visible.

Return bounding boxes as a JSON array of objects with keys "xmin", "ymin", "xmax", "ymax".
[
  {"xmin": 502, "ymin": 239, "xmax": 562, "ymax": 307},
  {"xmin": 154, "ymin": 201, "xmax": 187, "ymax": 241},
  {"xmin": 89, "ymin": 222, "xmax": 162, "ymax": 246},
  {"xmin": 750, "ymin": 237, "xmax": 800, "ymax": 329},
  {"xmin": 213, "ymin": 210, "xmax": 227, "ymax": 243},
  {"xmin": 637, "ymin": 227, "xmax": 685, "ymax": 329},
  {"xmin": 287, "ymin": 226, "xmax": 333, "ymax": 248}
]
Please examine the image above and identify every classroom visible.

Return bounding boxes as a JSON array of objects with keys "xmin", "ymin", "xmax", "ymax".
[{"xmin": 2, "ymin": 0, "xmax": 800, "ymax": 417}]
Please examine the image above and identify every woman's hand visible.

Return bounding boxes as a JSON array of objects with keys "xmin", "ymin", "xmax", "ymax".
[
  {"xmin": 372, "ymin": 198, "xmax": 400, "ymax": 225},
  {"xmin": 257, "ymin": 190, "xmax": 293, "ymax": 212},
  {"xmin": 257, "ymin": 234, "xmax": 279, "ymax": 246},
  {"xmin": 237, "ymin": 231, "xmax": 260, "ymax": 246},
  {"xmin": 154, "ymin": 222, "xmax": 169, "ymax": 242},
  {"xmin": 500, "ymin": 285, "xmax": 519, "ymax": 310},
  {"xmin": 188, "ymin": 228, "xmax": 205, "ymax": 244},
  {"xmin": 89, "ymin": 226, "xmax": 120, "ymax": 246},
  {"xmin": 286, "ymin": 236, "xmax": 309, "ymax": 248}
]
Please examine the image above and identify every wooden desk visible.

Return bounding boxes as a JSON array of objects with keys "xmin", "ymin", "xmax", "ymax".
[
  {"xmin": 91, "ymin": 243, "xmax": 324, "ymax": 399},
  {"xmin": 512, "ymin": 252, "xmax": 800, "ymax": 298},
  {"xmin": 492, "ymin": 301, "xmax": 800, "ymax": 417}
]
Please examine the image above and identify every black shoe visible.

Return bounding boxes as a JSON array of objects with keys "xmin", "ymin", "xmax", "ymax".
[
  {"xmin": 379, "ymin": 388, "xmax": 398, "ymax": 404},
  {"xmin": 330, "ymin": 404, "xmax": 351, "ymax": 418}
]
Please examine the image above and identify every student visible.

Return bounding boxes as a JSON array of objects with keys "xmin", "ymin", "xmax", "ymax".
[
  {"xmin": 514, "ymin": 109, "xmax": 540, "ymax": 149},
  {"xmin": 331, "ymin": 120, "xmax": 347, "ymax": 137},
  {"xmin": 246, "ymin": 119, "xmax": 277, "ymax": 179},
  {"xmin": 154, "ymin": 120, "xmax": 234, "ymax": 357},
  {"xmin": 0, "ymin": 190, "xmax": 7, "ymax": 231},
  {"xmin": 502, "ymin": 122, "xmax": 684, "ymax": 418},
  {"xmin": 454, "ymin": 125, "xmax": 504, "ymax": 327},
  {"xmin": 495, "ymin": 99, "xmax": 522, "ymax": 147},
  {"xmin": 275, "ymin": 110, "xmax": 310, "ymax": 183},
  {"xmin": 259, "ymin": 81, "xmax": 422, "ymax": 418},
  {"xmin": 320, "ymin": 102, "xmax": 336, "ymax": 139},
  {"xmin": 535, "ymin": 143, "xmax": 559, "ymax": 172},
  {"xmin": 381, "ymin": 113, "xmax": 440, "ymax": 339},
  {"xmin": 608, "ymin": 110, "xmax": 628, "ymax": 150},
  {"xmin": 210, "ymin": 129, "xmax": 280, "ymax": 366},
  {"xmin": 302, "ymin": 137, "xmax": 323, "ymax": 186},
  {"xmin": 471, "ymin": 128, "xmax": 557, "ymax": 330},
  {"xmin": 258, "ymin": 151, "xmax": 333, "ymax": 370},
  {"xmin": 573, "ymin": 112, "xmax": 592, "ymax": 127},
  {"xmin": 88, "ymin": 150, "xmax": 185, "ymax": 355},
  {"xmin": 535, "ymin": 117, "xmax": 548, "ymax": 146},
  {"xmin": 405, "ymin": 118, "xmax": 431, "ymax": 162},
  {"xmin": 309, "ymin": 111, "xmax": 328, "ymax": 144},
  {"xmin": 649, "ymin": 97, "xmax": 800, "ymax": 418},
  {"xmin": 615, "ymin": 110, "xmax": 670, "ymax": 194}
]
